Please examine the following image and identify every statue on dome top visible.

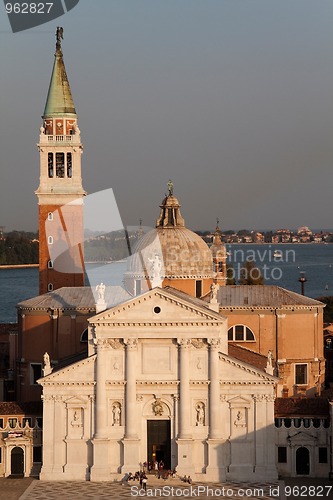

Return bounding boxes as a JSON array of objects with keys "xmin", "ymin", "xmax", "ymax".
[{"xmin": 167, "ymin": 179, "xmax": 174, "ymax": 196}]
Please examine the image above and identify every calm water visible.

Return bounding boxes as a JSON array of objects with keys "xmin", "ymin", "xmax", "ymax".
[{"xmin": 1, "ymin": 245, "xmax": 332, "ymax": 323}]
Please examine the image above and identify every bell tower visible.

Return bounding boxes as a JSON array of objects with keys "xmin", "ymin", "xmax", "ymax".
[{"xmin": 36, "ymin": 28, "xmax": 86, "ymax": 295}]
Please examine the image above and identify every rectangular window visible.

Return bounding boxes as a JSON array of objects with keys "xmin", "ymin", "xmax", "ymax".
[
  {"xmin": 33, "ymin": 446, "xmax": 42, "ymax": 463},
  {"xmin": 195, "ymin": 280, "xmax": 202, "ymax": 298},
  {"xmin": 0, "ymin": 418, "xmax": 3, "ymax": 428},
  {"xmin": 48, "ymin": 153, "xmax": 53, "ymax": 177},
  {"xmin": 319, "ymin": 447, "xmax": 328, "ymax": 463},
  {"xmin": 56, "ymin": 152, "xmax": 65, "ymax": 178},
  {"xmin": 67, "ymin": 153, "xmax": 72, "ymax": 178},
  {"xmin": 0, "ymin": 448, "xmax": 2, "ymax": 463},
  {"xmin": 22, "ymin": 417, "xmax": 32, "ymax": 427},
  {"xmin": 295, "ymin": 364, "xmax": 307, "ymax": 385},
  {"xmin": 30, "ymin": 363, "xmax": 42, "ymax": 385},
  {"xmin": 278, "ymin": 446, "xmax": 287, "ymax": 463},
  {"xmin": 8, "ymin": 418, "xmax": 17, "ymax": 429}
]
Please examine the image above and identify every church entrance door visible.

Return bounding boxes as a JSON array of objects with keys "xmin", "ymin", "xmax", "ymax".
[
  {"xmin": 11, "ymin": 447, "xmax": 24, "ymax": 476},
  {"xmin": 147, "ymin": 420, "xmax": 171, "ymax": 470},
  {"xmin": 296, "ymin": 447, "xmax": 310, "ymax": 475}
]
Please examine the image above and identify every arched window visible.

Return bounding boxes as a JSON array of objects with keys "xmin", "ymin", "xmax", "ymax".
[
  {"xmin": 47, "ymin": 283, "xmax": 53, "ymax": 292},
  {"xmin": 80, "ymin": 328, "xmax": 88, "ymax": 342},
  {"xmin": 48, "ymin": 236, "xmax": 53, "ymax": 245},
  {"xmin": 47, "ymin": 260, "xmax": 53, "ymax": 269},
  {"xmin": 228, "ymin": 325, "xmax": 255, "ymax": 342},
  {"xmin": 47, "ymin": 212, "xmax": 53, "ymax": 221}
]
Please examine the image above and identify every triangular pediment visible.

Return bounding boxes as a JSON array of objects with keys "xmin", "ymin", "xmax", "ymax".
[
  {"xmin": 38, "ymin": 355, "xmax": 96, "ymax": 386},
  {"xmin": 64, "ymin": 396, "xmax": 86, "ymax": 405},
  {"xmin": 288, "ymin": 431, "xmax": 317, "ymax": 443},
  {"xmin": 90, "ymin": 287, "xmax": 226, "ymax": 325},
  {"xmin": 227, "ymin": 395, "xmax": 252, "ymax": 405},
  {"xmin": 219, "ymin": 352, "xmax": 277, "ymax": 382}
]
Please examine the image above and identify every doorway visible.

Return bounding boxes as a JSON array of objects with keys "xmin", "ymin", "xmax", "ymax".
[
  {"xmin": 147, "ymin": 420, "xmax": 171, "ymax": 469},
  {"xmin": 296, "ymin": 446, "xmax": 310, "ymax": 475},
  {"xmin": 11, "ymin": 447, "xmax": 24, "ymax": 476}
]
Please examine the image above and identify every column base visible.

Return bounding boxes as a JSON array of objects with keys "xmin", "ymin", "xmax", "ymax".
[
  {"xmin": 205, "ymin": 438, "xmax": 227, "ymax": 482},
  {"xmin": 175, "ymin": 438, "xmax": 194, "ymax": 476},
  {"xmin": 90, "ymin": 437, "xmax": 111, "ymax": 481},
  {"xmin": 121, "ymin": 438, "xmax": 140, "ymax": 474}
]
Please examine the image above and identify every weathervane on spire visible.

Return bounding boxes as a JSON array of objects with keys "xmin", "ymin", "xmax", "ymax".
[
  {"xmin": 56, "ymin": 27, "xmax": 64, "ymax": 50},
  {"xmin": 167, "ymin": 179, "xmax": 174, "ymax": 196}
]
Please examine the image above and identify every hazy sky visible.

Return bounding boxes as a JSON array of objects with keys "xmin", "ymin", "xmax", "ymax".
[{"xmin": 1, "ymin": 1, "xmax": 333, "ymax": 232}]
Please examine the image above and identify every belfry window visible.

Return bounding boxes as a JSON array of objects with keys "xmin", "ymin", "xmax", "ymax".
[
  {"xmin": 48, "ymin": 153, "xmax": 54, "ymax": 177},
  {"xmin": 56, "ymin": 153, "xmax": 65, "ymax": 178},
  {"xmin": 228, "ymin": 325, "xmax": 255, "ymax": 342},
  {"xmin": 67, "ymin": 153, "xmax": 72, "ymax": 178}
]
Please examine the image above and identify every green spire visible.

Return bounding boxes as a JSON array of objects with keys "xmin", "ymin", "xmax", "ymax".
[{"xmin": 43, "ymin": 28, "xmax": 76, "ymax": 118}]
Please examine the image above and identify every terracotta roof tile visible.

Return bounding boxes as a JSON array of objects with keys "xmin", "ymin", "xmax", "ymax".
[
  {"xmin": 0, "ymin": 401, "xmax": 42, "ymax": 416},
  {"xmin": 228, "ymin": 343, "xmax": 268, "ymax": 372},
  {"xmin": 275, "ymin": 397, "xmax": 330, "ymax": 417}
]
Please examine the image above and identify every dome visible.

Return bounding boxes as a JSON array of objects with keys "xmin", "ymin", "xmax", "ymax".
[
  {"xmin": 127, "ymin": 226, "xmax": 214, "ymax": 280},
  {"xmin": 126, "ymin": 190, "xmax": 214, "ymax": 281}
]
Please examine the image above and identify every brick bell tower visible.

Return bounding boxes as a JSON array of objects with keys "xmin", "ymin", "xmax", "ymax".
[{"xmin": 36, "ymin": 28, "xmax": 86, "ymax": 295}]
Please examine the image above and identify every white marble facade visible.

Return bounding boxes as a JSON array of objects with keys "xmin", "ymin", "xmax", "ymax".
[{"xmin": 39, "ymin": 287, "xmax": 278, "ymax": 482}]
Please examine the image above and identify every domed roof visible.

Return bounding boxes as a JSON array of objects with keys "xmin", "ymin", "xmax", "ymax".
[{"xmin": 126, "ymin": 191, "xmax": 214, "ymax": 280}]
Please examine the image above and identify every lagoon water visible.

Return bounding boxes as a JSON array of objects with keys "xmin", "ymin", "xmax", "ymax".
[{"xmin": 1, "ymin": 244, "xmax": 333, "ymax": 323}]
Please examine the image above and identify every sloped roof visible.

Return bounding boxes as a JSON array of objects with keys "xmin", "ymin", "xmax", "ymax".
[
  {"xmin": 228, "ymin": 343, "xmax": 268, "ymax": 372},
  {"xmin": 0, "ymin": 401, "xmax": 42, "ymax": 416},
  {"xmin": 216, "ymin": 285, "xmax": 324, "ymax": 308},
  {"xmin": 43, "ymin": 46, "xmax": 76, "ymax": 117},
  {"xmin": 17, "ymin": 286, "xmax": 131, "ymax": 311},
  {"xmin": 275, "ymin": 397, "xmax": 330, "ymax": 417}
]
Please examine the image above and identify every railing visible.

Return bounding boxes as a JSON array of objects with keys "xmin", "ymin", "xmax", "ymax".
[
  {"xmin": 39, "ymin": 134, "xmax": 81, "ymax": 144},
  {"xmin": 47, "ymin": 135, "xmax": 73, "ymax": 142}
]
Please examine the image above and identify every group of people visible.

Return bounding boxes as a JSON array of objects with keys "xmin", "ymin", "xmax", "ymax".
[
  {"xmin": 125, "ymin": 461, "xmax": 185, "ymax": 488},
  {"xmin": 126, "ymin": 471, "xmax": 148, "ymax": 490}
]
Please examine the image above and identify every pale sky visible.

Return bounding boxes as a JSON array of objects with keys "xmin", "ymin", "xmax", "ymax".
[{"xmin": 1, "ymin": 1, "xmax": 333, "ymax": 232}]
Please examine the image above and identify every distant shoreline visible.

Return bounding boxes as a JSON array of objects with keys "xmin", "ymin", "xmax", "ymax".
[{"xmin": 0, "ymin": 264, "xmax": 39, "ymax": 269}]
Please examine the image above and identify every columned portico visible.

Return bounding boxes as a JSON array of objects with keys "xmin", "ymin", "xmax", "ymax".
[{"xmin": 39, "ymin": 287, "xmax": 278, "ymax": 483}]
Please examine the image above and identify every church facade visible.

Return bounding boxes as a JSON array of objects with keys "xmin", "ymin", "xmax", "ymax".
[{"xmin": 39, "ymin": 287, "xmax": 278, "ymax": 482}]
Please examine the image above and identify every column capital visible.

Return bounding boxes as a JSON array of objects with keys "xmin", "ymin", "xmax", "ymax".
[
  {"xmin": 123, "ymin": 338, "xmax": 138, "ymax": 349},
  {"xmin": 177, "ymin": 338, "xmax": 192, "ymax": 348},
  {"xmin": 207, "ymin": 338, "xmax": 221, "ymax": 349}
]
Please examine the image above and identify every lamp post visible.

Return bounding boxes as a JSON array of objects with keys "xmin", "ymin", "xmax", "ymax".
[{"xmin": 298, "ymin": 271, "xmax": 307, "ymax": 296}]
